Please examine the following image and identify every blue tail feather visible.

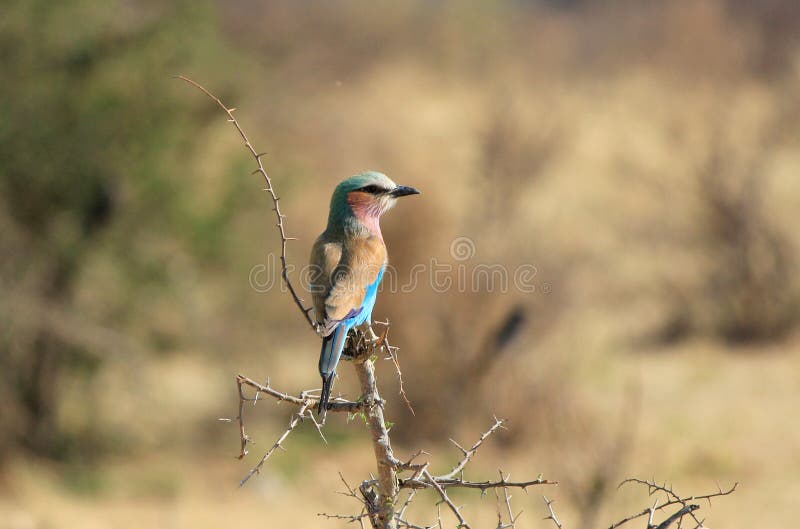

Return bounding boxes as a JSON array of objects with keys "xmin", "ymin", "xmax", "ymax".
[{"xmin": 318, "ymin": 324, "xmax": 348, "ymax": 414}]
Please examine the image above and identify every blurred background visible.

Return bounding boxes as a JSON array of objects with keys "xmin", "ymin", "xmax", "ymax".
[{"xmin": 2, "ymin": 0, "xmax": 800, "ymax": 527}]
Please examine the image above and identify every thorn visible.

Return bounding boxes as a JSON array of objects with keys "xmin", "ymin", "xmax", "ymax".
[{"xmin": 449, "ymin": 438, "xmax": 468, "ymax": 455}]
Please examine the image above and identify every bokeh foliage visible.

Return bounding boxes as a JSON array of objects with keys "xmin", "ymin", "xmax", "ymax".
[{"xmin": 0, "ymin": 0, "xmax": 241, "ymax": 458}]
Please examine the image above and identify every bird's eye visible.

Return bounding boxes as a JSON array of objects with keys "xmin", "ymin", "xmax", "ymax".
[{"xmin": 359, "ymin": 185, "xmax": 384, "ymax": 194}]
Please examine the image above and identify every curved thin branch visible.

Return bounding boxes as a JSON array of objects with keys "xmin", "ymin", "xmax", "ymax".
[{"xmin": 176, "ymin": 75, "xmax": 316, "ymax": 331}]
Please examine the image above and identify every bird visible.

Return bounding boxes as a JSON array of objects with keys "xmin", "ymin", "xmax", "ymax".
[{"xmin": 309, "ymin": 171, "xmax": 419, "ymax": 416}]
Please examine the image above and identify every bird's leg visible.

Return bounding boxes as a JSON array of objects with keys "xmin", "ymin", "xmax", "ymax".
[
  {"xmin": 342, "ymin": 323, "xmax": 380, "ymax": 363},
  {"xmin": 340, "ymin": 331, "xmax": 358, "ymax": 360},
  {"xmin": 341, "ymin": 324, "xmax": 383, "ymax": 363},
  {"xmin": 358, "ymin": 323, "xmax": 385, "ymax": 361}
]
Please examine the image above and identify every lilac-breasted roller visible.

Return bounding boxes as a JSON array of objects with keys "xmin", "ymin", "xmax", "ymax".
[{"xmin": 309, "ymin": 171, "xmax": 419, "ymax": 415}]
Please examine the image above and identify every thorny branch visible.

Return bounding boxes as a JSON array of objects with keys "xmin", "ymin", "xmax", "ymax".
[
  {"xmin": 499, "ymin": 470, "xmax": 522, "ymax": 528},
  {"xmin": 422, "ymin": 467, "xmax": 472, "ymax": 529},
  {"xmin": 238, "ymin": 402, "xmax": 311, "ymax": 487},
  {"xmin": 315, "ymin": 410, "xmax": 554, "ymax": 528},
  {"xmin": 440, "ymin": 417, "xmax": 505, "ymax": 480},
  {"xmin": 176, "ymin": 75, "xmax": 316, "ymax": 331},
  {"xmin": 395, "ymin": 419, "xmax": 555, "ymax": 492},
  {"xmin": 542, "ymin": 496, "xmax": 563, "ymax": 529},
  {"xmin": 352, "ymin": 342, "xmax": 401, "ymax": 529},
  {"xmin": 389, "ymin": 418, "xmax": 554, "ymax": 529},
  {"xmin": 231, "ymin": 331, "xmax": 556, "ymax": 527},
  {"xmin": 372, "ymin": 320, "xmax": 415, "ymax": 415},
  {"xmin": 399, "ymin": 476, "xmax": 555, "ymax": 491},
  {"xmin": 607, "ymin": 479, "xmax": 738, "ymax": 529},
  {"xmin": 654, "ymin": 505, "xmax": 699, "ymax": 529},
  {"xmin": 227, "ymin": 374, "xmax": 366, "ymax": 482},
  {"xmin": 237, "ymin": 374, "xmax": 365, "ymax": 413}
]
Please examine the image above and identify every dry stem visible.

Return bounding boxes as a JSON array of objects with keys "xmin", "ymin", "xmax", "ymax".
[
  {"xmin": 608, "ymin": 479, "xmax": 738, "ymax": 529},
  {"xmin": 176, "ymin": 75, "xmax": 316, "ymax": 331}
]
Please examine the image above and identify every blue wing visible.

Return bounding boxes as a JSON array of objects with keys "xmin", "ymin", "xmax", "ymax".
[{"xmin": 317, "ymin": 266, "xmax": 385, "ymax": 413}]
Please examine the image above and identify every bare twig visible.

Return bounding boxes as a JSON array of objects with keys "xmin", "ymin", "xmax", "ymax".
[
  {"xmin": 176, "ymin": 75, "xmax": 316, "ymax": 330},
  {"xmin": 608, "ymin": 480, "xmax": 737, "ymax": 529},
  {"xmin": 237, "ymin": 374, "xmax": 363, "ymax": 412},
  {"xmin": 620, "ymin": 479, "xmax": 697, "ymax": 527},
  {"xmin": 318, "ymin": 512, "xmax": 371, "ymax": 524},
  {"xmin": 239, "ymin": 402, "xmax": 310, "ymax": 487},
  {"xmin": 494, "ymin": 488, "xmax": 504, "ymax": 529},
  {"xmin": 373, "ymin": 320, "xmax": 415, "ymax": 415},
  {"xmin": 396, "ymin": 520, "xmax": 435, "ymax": 529},
  {"xmin": 646, "ymin": 499, "xmax": 658, "ymax": 528},
  {"xmin": 393, "ymin": 461, "xmax": 431, "ymax": 529},
  {"xmin": 388, "ymin": 417, "xmax": 553, "ymax": 528},
  {"xmin": 438, "ymin": 417, "xmax": 505, "ymax": 480},
  {"xmin": 400, "ymin": 476, "xmax": 555, "ymax": 491},
  {"xmin": 236, "ymin": 378, "xmax": 251, "ymax": 459},
  {"xmin": 307, "ymin": 408, "xmax": 329, "ymax": 445},
  {"xmin": 499, "ymin": 470, "xmax": 521, "ymax": 527},
  {"xmin": 397, "ymin": 489, "xmax": 420, "ymax": 522},
  {"xmin": 338, "ymin": 472, "xmax": 369, "ymax": 507},
  {"xmin": 396, "ymin": 449, "xmax": 430, "ymax": 471},
  {"xmin": 422, "ymin": 468, "xmax": 471, "ymax": 529},
  {"xmin": 542, "ymin": 496, "xmax": 563, "ymax": 529},
  {"xmin": 233, "ymin": 374, "xmax": 363, "ymax": 474},
  {"xmin": 654, "ymin": 505, "xmax": 699, "ymax": 529}
]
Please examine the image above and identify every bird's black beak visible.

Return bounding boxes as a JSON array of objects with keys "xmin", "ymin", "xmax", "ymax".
[{"xmin": 390, "ymin": 185, "xmax": 420, "ymax": 197}]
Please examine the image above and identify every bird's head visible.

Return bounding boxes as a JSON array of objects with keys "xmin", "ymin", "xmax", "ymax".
[{"xmin": 328, "ymin": 171, "xmax": 419, "ymax": 236}]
